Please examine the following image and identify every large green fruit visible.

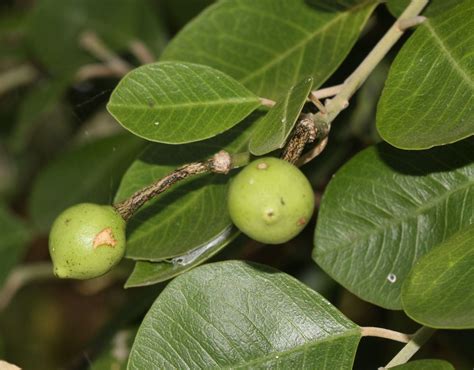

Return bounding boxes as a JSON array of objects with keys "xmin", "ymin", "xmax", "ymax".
[
  {"xmin": 49, "ymin": 203, "xmax": 126, "ymax": 279},
  {"xmin": 228, "ymin": 157, "xmax": 315, "ymax": 244}
]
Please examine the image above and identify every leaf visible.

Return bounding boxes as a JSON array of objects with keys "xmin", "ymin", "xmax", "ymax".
[
  {"xmin": 124, "ymin": 227, "xmax": 239, "ymax": 287},
  {"xmin": 114, "ymin": 118, "xmax": 258, "ymax": 261},
  {"xmin": 9, "ymin": 78, "xmax": 69, "ymax": 153},
  {"xmin": 313, "ymin": 138, "xmax": 474, "ymax": 309},
  {"xmin": 27, "ymin": 0, "xmax": 164, "ymax": 75},
  {"xmin": 128, "ymin": 261, "xmax": 361, "ymax": 369},
  {"xmin": 391, "ymin": 359, "xmax": 454, "ymax": 370},
  {"xmin": 29, "ymin": 134, "xmax": 144, "ymax": 233},
  {"xmin": 108, "ymin": 62, "xmax": 261, "ymax": 144},
  {"xmin": 0, "ymin": 204, "xmax": 32, "ymax": 287},
  {"xmin": 377, "ymin": 0, "xmax": 474, "ymax": 149},
  {"xmin": 161, "ymin": 0, "xmax": 377, "ymax": 100},
  {"xmin": 401, "ymin": 224, "xmax": 474, "ymax": 329},
  {"xmin": 249, "ymin": 76, "xmax": 313, "ymax": 155}
]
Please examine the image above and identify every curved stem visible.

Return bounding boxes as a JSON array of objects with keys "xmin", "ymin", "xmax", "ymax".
[
  {"xmin": 114, "ymin": 151, "xmax": 234, "ymax": 220},
  {"xmin": 361, "ymin": 326, "xmax": 412, "ymax": 344},
  {"xmin": 79, "ymin": 31, "xmax": 132, "ymax": 75},
  {"xmin": 322, "ymin": 0, "xmax": 429, "ymax": 123},
  {"xmin": 385, "ymin": 326, "xmax": 436, "ymax": 368},
  {"xmin": 0, "ymin": 262, "xmax": 54, "ymax": 312},
  {"xmin": 0, "ymin": 64, "xmax": 39, "ymax": 96}
]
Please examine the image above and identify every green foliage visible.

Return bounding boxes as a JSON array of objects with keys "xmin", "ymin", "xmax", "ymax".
[
  {"xmin": 124, "ymin": 228, "xmax": 239, "ymax": 288},
  {"xmin": 161, "ymin": 0, "xmax": 377, "ymax": 99},
  {"xmin": 26, "ymin": 0, "xmax": 164, "ymax": 76},
  {"xmin": 402, "ymin": 225, "xmax": 474, "ymax": 329},
  {"xmin": 313, "ymin": 139, "xmax": 474, "ymax": 309},
  {"xmin": 377, "ymin": 0, "xmax": 473, "ymax": 149},
  {"xmin": 391, "ymin": 359, "xmax": 454, "ymax": 370},
  {"xmin": 29, "ymin": 134, "xmax": 143, "ymax": 233},
  {"xmin": 2, "ymin": 0, "xmax": 473, "ymax": 367},
  {"xmin": 128, "ymin": 261, "xmax": 361, "ymax": 369},
  {"xmin": 115, "ymin": 121, "xmax": 256, "ymax": 261},
  {"xmin": 249, "ymin": 77, "xmax": 313, "ymax": 155},
  {"xmin": 107, "ymin": 62, "xmax": 261, "ymax": 144},
  {"xmin": 0, "ymin": 204, "xmax": 32, "ymax": 287},
  {"xmin": 9, "ymin": 78, "xmax": 69, "ymax": 153}
]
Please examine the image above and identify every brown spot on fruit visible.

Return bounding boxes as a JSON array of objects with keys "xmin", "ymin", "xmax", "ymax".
[
  {"xmin": 297, "ymin": 217, "xmax": 307, "ymax": 226},
  {"xmin": 93, "ymin": 227, "xmax": 117, "ymax": 248}
]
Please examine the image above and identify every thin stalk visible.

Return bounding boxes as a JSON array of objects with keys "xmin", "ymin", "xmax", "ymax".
[
  {"xmin": 0, "ymin": 262, "xmax": 54, "ymax": 312},
  {"xmin": 0, "ymin": 64, "xmax": 38, "ymax": 96},
  {"xmin": 385, "ymin": 326, "xmax": 436, "ymax": 368},
  {"xmin": 361, "ymin": 326, "xmax": 412, "ymax": 344},
  {"xmin": 323, "ymin": 0, "xmax": 429, "ymax": 124}
]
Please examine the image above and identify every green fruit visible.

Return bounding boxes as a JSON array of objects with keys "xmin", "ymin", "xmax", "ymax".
[
  {"xmin": 227, "ymin": 157, "xmax": 314, "ymax": 244},
  {"xmin": 49, "ymin": 203, "xmax": 126, "ymax": 279}
]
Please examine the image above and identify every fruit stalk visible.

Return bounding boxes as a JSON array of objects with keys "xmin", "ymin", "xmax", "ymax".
[{"xmin": 114, "ymin": 150, "xmax": 233, "ymax": 220}]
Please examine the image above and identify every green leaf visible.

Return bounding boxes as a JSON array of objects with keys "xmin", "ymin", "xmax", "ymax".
[
  {"xmin": 377, "ymin": 0, "xmax": 474, "ymax": 149},
  {"xmin": 313, "ymin": 138, "xmax": 474, "ymax": 309},
  {"xmin": 29, "ymin": 134, "xmax": 144, "ymax": 233},
  {"xmin": 161, "ymin": 0, "xmax": 376, "ymax": 100},
  {"xmin": 107, "ymin": 62, "xmax": 261, "ymax": 144},
  {"xmin": 124, "ymin": 227, "xmax": 239, "ymax": 287},
  {"xmin": 249, "ymin": 76, "xmax": 313, "ymax": 155},
  {"xmin": 9, "ymin": 78, "xmax": 69, "ymax": 153},
  {"xmin": 27, "ymin": 0, "xmax": 164, "ymax": 75},
  {"xmin": 114, "ymin": 119, "xmax": 257, "ymax": 261},
  {"xmin": 391, "ymin": 359, "xmax": 454, "ymax": 370},
  {"xmin": 128, "ymin": 261, "xmax": 361, "ymax": 369},
  {"xmin": 402, "ymin": 225, "xmax": 474, "ymax": 329},
  {"xmin": 0, "ymin": 204, "xmax": 32, "ymax": 287}
]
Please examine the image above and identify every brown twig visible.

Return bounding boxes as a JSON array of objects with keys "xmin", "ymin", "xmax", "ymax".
[
  {"xmin": 129, "ymin": 40, "xmax": 155, "ymax": 65},
  {"xmin": 114, "ymin": 151, "xmax": 233, "ymax": 220},
  {"xmin": 280, "ymin": 114, "xmax": 317, "ymax": 164},
  {"xmin": 79, "ymin": 31, "xmax": 132, "ymax": 75},
  {"xmin": 0, "ymin": 64, "xmax": 39, "ymax": 96},
  {"xmin": 75, "ymin": 63, "xmax": 125, "ymax": 81}
]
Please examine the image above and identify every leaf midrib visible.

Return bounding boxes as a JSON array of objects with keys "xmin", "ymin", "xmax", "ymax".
[
  {"xmin": 317, "ymin": 179, "xmax": 473, "ymax": 257},
  {"xmin": 424, "ymin": 20, "xmax": 474, "ymax": 89},
  {"xmin": 108, "ymin": 96, "xmax": 260, "ymax": 111},
  {"xmin": 238, "ymin": 0, "xmax": 373, "ymax": 85},
  {"xmin": 226, "ymin": 329, "xmax": 360, "ymax": 369}
]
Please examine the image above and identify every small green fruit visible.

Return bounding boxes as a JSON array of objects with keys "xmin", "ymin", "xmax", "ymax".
[
  {"xmin": 228, "ymin": 157, "xmax": 315, "ymax": 244},
  {"xmin": 49, "ymin": 203, "xmax": 126, "ymax": 279}
]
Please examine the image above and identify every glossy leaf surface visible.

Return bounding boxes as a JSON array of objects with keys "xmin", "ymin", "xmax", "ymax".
[
  {"xmin": 124, "ymin": 227, "xmax": 239, "ymax": 287},
  {"xmin": 161, "ymin": 0, "xmax": 376, "ymax": 99},
  {"xmin": 402, "ymin": 225, "xmax": 474, "ymax": 329},
  {"xmin": 249, "ymin": 77, "xmax": 313, "ymax": 155},
  {"xmin": 313, "ymin": 139, "xmax": 474, "ymax": 309},
  {"xmin": 108, "ymin": 62, "xmax": 261, "ymax": 144},
  {"xmin": 377, "ymin": 0, "xmax": 474, "ymax": 149},
  {"xmin": 128, "ymin": 261, "xmax": 361, "ymax": 369}
]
